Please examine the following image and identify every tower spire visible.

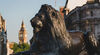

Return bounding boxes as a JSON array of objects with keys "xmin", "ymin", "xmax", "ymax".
[{"xmin": 21, "ymin": 20, "xmax": 25, "ymax": 28}]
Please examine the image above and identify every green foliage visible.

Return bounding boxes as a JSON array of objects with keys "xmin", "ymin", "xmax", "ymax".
[{"xmin": 12, "ymin": 43, "xmax": 30, "ymax": 53}]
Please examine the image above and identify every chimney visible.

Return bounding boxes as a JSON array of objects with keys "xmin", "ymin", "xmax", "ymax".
[
  {"xmin": 60, "ymin": 7, "xmax": 64, "ymax": 18},
  {"xmin": 60, "ymin": 7, "xmax": 70, "ymax": 18}
]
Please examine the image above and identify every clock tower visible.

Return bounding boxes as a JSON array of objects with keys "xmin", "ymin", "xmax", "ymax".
[{"xmin": 19, "ymin": 21, "xmax": 27, "ymax": 44}]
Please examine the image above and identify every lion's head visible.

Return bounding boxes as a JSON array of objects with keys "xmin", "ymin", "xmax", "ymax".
[{"xmin": 30, "ymin": 4, "xmax": 61, "ymax": 33}]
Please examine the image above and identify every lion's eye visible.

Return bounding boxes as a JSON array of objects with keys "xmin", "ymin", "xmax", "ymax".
[{"xmin": 38, "ymin": 15, "xmax": 42, "ymax": 18}]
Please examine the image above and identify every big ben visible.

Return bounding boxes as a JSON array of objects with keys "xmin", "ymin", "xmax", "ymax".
[{"xmin": 19, "ymin": 21, "xmax": 27, "ymax": 44}]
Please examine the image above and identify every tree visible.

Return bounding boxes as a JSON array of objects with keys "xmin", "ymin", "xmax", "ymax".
[{"xmin": 12, "ymin": 43, "xmax": 30, "ymax": 53}]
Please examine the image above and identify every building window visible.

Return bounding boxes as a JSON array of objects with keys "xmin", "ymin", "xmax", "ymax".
[
  {"xmin": 91, "ymin": 11, "xmax": 93, "ymax": 16},
  {"xmin": 86, "ymin": 10, "xmax": 91, "ymax": 17}
]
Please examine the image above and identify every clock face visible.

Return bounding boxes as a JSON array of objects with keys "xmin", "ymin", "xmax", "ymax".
[{"xmin": 20, "ymin": 34, "xmax": 23, "ymax": 37}]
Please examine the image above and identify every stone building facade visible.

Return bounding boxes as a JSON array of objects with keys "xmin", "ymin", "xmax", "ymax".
[
  {"xmin": 7, "ymin": 40, "xmax": 13, "ymax": 55},
  {"xmin": 19, "ymin": 21, "xmax": 27, "ymax": 44},
  {"xmin": 65, "ymin": 0, "xmax": 100, "ymax": 39},
  {"xmin": 0, "ymin": 14, "xmax": 7, "ymax": 55}
]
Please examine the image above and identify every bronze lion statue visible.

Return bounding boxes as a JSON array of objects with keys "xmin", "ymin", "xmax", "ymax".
[
  {"xmin": 30, "ymin": 4, "xmax": 98, "ymax": 55},
  {"xmin": 30, "ymin": 4, "xmax": 72, "ymax": 55}
]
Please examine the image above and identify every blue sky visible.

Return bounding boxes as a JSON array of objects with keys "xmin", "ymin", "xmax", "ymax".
[{"xmin": 0, "ymin": 0, "xmax": 86, "ymax": 43}]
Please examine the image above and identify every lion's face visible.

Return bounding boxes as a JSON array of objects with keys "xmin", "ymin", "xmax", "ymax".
[
  {"xmin": 30, "ymin": 12, "xmax": 45, "ymax": 33},
  {"xmin": 30, "ymin": 4, "xmax": 58, "ymax": 33}
]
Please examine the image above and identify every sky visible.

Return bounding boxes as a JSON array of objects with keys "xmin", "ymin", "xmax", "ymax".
[{"xmin": 0, "ymin": 0, "xmax": 87, "ymax": 43}]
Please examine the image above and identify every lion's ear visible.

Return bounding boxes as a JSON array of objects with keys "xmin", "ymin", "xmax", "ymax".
[{"xmin": 52, "ymin": 12, "xmax": 57, "ymax": 18}]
